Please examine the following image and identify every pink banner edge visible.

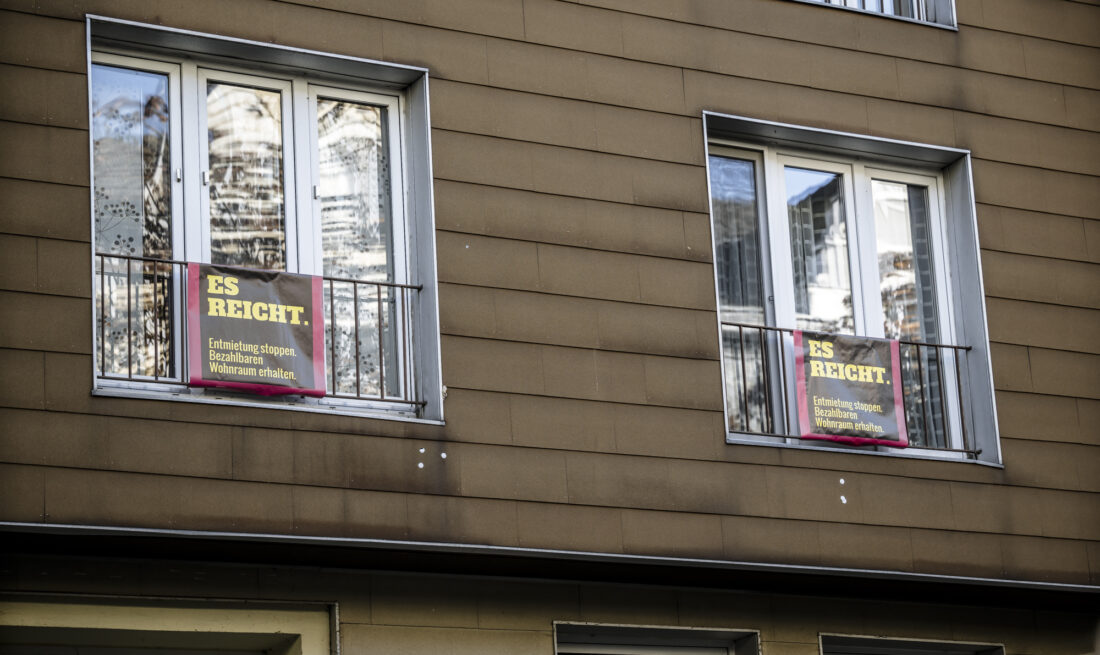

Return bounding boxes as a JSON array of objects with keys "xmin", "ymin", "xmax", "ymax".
[
  {"xmin": 794, "ymin": 330, "xmax": 910, "ymax": 448},
  {"xmin": 186, "ymin": 263, "xmax": 327, "ymax": 399}
]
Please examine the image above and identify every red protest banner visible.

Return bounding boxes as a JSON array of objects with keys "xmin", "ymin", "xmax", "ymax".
[
  {"xmin": 794, "ymin": 330, "xmax": 908, "ymax": 447},
  {"xmin": 187, "ymin": 263, "xmax": 325, "ymax": 397}
]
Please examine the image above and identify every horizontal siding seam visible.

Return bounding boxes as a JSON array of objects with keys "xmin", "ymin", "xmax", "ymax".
[
  {"xmin": 0, "ymin": 287, "xmax": 91, "ymax": 301},
  {"xmin": 438, "ymin": 331, "xmax": 720, "ymax": 363},
  {"xmin": 439, "ymin": 281, "xmax": 717, "ymax": 311},
  {"xmin": 3, "ymin": 401, "xmax": 1092, "ymax": 491},
  {"xmin": 432, "ymin": 175, "xmax": 702, "ymax": 215},
  {"xmin": 437, "ymin": 229, "xmax": 713, "ymax": 267},
  {"xmin": 1000, "ymin": 435, "xmax": 1100, "ymax": 450},
  {"xmin": 430, "ymin": 124, "xmax": 1100, "ymax": 179},
  {"xmin": 0, "ymin": 118, "xmax": 87, "ymax": 134},
  {"xmin": 0, "ymin": 174, "xmax": 89, "ymax": 190},
  {"xmin": 431, "ymin": 126, "xmax": 705, "ymax": 168},
  {"xmin": 0, "ymin": 231, "xmax": 91, "ymax": 246},
  {"xmin": 976, "ymin": 200, "xmax": 1100, "ymax": 223},
  {"xmin": 988, "ymin": 339, "xmax": 1100, "ymax": 358},
  {"xmin": 980, "ymin": 246, "xmax": 1100, "ymax": 267},
  {"xmin": 4, "ymin": 458, "xmax": 1096, "ymax": 541},
  {"xmin": 984, "ymin": 293, "xmax": 1100, "ymax": 312}
]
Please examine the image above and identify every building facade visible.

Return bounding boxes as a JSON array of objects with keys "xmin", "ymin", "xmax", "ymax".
[{"xmin": 1, "ymin": 0, "xmax": 1098, "ymax": 653}]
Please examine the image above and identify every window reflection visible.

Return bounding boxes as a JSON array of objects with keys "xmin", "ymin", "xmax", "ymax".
[
  {"xmin": 872, "ymin": 180, "xmax": 945, "ymax": 448},
  {"xmin": 206, "ymin": 81, "xmax": 286, "ymax": 270},
  {"xmin": 316, "ymin": 97, "xmax": 399, "ymax": 399},
  {"xmin": 92, "ymin": 64, "xmax": 174, "ymax": 379},
  {"xmin": 710, "ymin": 155, "xmax": 771, "ymax": 433},
  {"xmin": 92, "ymin": 64, "xmax": 171, "ymax": 259},
  {"xmin": 785, "ymin": 167, "xmax": 854, "ymax": 335},
  {"xmin": 318, "ymin": 98, "xmax": 392, "ymax": 281}
]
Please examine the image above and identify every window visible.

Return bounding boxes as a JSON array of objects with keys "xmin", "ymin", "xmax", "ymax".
[
  {"xmin": 1, "ymin": 598, "xmax": 332, "ymax": 655},
  {"xmin": 821, "ymin": 634, "xmax": 1004, "ymax": 655},
  {"xmin": 88, "ymin": 17, "xmax": 443, "ymax": 421},
  {"xmin": 555, "ymin": 623, "xmax": 759, "ymax": 655},
  {"xmin": 705, "ymin": 112, "xmax": 998, "ymax": 463},
  {"xmin": 793, "ymin": 0, "xmax": 956, "ymax": 28}
]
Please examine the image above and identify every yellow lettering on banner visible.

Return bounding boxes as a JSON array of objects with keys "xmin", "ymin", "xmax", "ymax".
[
  {"xmin": 207, "ymin": 274, "xmax": 239, "ymax": 296},
  {"xmin": 808, "ymin": 339, "xmax": 836, "ymax": 359},
  {"xmin": 806, "ymin": 359, "xmax": 890, "ymax": 385},
  {"xmin": 205, "ymin": 296, "xmax": 306, "ymax": 325},
  {"xmin": 203, "ymin": 272, "xmax": 305, "ymax": 324}
]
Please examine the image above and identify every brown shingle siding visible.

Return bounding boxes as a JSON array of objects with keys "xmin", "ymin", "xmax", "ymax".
[{"xmin": 1, "ymin": 0, "xmax": 1095, "ymax": 591}]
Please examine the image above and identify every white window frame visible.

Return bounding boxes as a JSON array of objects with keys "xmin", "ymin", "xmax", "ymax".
[
  {"xmin": 704, "ymin": 112, "xmax": 999, "ymax": 465},
  {"xmin": 195, "ymin": 67, "xmax": 299, "ymax": 270},
  {"xmin": 766, "ymin": 153, "xmax": 865, "ymax": 333},
  {"xmin": 90, "ymin": 51, "xmax": 189, "ymax": 389},
  {"xmin": 305, "ymin": 84, "xmax": 407, "ymax": 281},
  {"xmin": 86, "ymin": 16, "xmax": 444, "ymax": 424},
  {"xmin": 786, "ymin": 0, "xmax": 958, "ymax": 29}
]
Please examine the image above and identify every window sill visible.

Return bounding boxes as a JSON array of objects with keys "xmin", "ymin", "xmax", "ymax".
[
  {"xmin": 726, "ymin": 433, "xmax": 1003, "ymax": 468},
  {"xmin": 91, "ymin": 383, "xmax": 445, "ymax": 426}
]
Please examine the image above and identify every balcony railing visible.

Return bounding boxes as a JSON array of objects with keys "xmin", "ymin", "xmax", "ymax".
[
  {"xmin": 720, "ymin": 321, "xmax": 977, "ymax": 456},
  {"xmin": 95, "ymin": 253, "xmax": 422, "ymax": 406}
]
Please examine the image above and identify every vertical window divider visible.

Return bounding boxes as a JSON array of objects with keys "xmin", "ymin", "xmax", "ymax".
[
  {"xmin": 762, "ymin": 149, "xmax": 797, "ymax": 330},
  {"xmin": 197, "ymin": 67, "xmax": 295, "ymax": 271},
  {"xmin": 853, "ymin": 162, "xmax": 887, "ymax": 339},
  {"xmin": 180, "ymin": 60, "xmax": 202, "ymax": 265},
  {"xmin": 292, "ymin": 76, "xmax": 315, "ymax": 275}
]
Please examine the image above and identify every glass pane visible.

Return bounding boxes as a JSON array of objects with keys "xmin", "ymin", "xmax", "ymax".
[
  {"xmin": 95, "ymin": 258, "xmax": 177, "ymax": 379},
  {"xmin": 710, "ymin": 156, "xmax": 766, "ymax": 324},
  {"xmin": 872, "ymin": 180, "xmax": 945, "ymax": 448},
  {"xmin": 888, "ymin": 0, "xmax": 917, "ymax": 17},
  {"xmin": 206, "ymin": 81, "xmax": 286, "ymax": 270},
  {"xmin": 872, "ymin": 181, "xmax": 938, "ymax": 342},
  {"xmin": 923, "ymin": 0, "xmax": 954, "ymax": 25},
  {"xmin": 323, "ymin": 282, "xmax": 404, "ymax": 400},
  {"xmin": 91, "ymin": 64, "xmax": 174, "ymax": 379},
  {"xmin": 317, "ymin": 98, "xmax": 401, "ymax": 400},
  {"xmin": 709, "ymin": 155, "xmax": 772, "ymax": 433},
  {"xmin": 785, "ymin": 167, "xmax": 854, "ymax": 334},
  {"xmin": 317, "ymin": 98, "xmax": 393, "ymax": 281},
  {"xmin": 91, "ymin": 64, "xmax": 171, "ymax": 259}
]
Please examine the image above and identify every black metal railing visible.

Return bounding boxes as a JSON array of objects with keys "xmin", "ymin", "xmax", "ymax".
[
  {"xmin": 719, "ymin": 321, "xmax": 977, "ymax": 456},
  {"xmin": 95, "ymin": 253, "xmax": 422, "ymax": 406}
]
